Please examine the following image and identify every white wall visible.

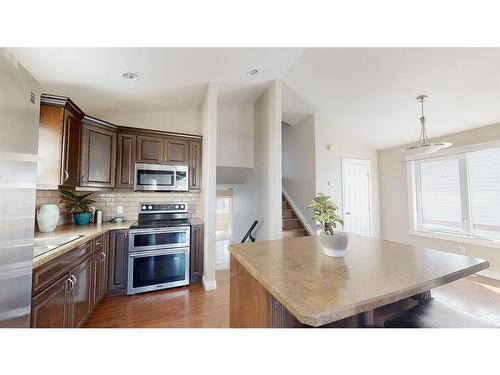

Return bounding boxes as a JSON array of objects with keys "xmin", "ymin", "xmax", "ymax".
[
  {"xmin": 282, "ymin": 116, "xmax": 316, "ymax": 227},
  {"xmin": 314, "ymin": 115, "xmax": 382, "ymax": 238},
  {"xmin": 230, "ymin": 81, "xmax": 283, "ymax": 242},
  {"xmin": 201, "ymin": 82, "xmax": 218, "ymax": 289},
  {"xmin": 379, "ymin": 123, "xmax": 500, "ymax": 274},
  {"xmin": 104, "ymin": 108, "xmax": 202, "ymax": 135},
  {"xmin": 217, "ymin": 104, "xmax": 254, "ymax": 168}
]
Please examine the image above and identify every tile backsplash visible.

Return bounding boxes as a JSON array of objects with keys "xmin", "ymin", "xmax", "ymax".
[{"xmin": 35, "ymin": 190, "xmax": 203, "ymax": 229}]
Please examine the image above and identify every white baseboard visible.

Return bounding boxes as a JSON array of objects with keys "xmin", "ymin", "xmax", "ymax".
[
  {"xmin": 282, "ymin": 187, "xmax": 315, "ymax": 236},
  {"xmin": 202, "ymin": 275, "xmax": 217, "ymax": 290},
  {"xmin": 475, "ymin": 270, "xmax": 500, "ymax": 281}
]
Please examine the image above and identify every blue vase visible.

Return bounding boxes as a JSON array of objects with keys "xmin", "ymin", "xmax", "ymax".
[{"xmin": 73, "ymin": 212, "xmax": 92, "ymax": 225}]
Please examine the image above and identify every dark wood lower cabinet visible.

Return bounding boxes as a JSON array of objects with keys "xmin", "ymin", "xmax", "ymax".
[
  {"xmin": 190, "ymin": 224, "xmax": 204, "ymax": 283},
  {"xmin": 70, "ymin": 256, "xmax": 93, "ymax": 328},
  {"xmin": 31, "ymin": 251, "xmax": 94, "ymax": 328},
  {"xmin": 107, "ymin": 230, "xmax": 129, "ymax": 295},
  {"xmin": 93, "ymin": 233, "xmax": 109, "ymax": 307},
  {"xmin": 31, "ymin": 273, "xmax": 70, "ymax": 328}
]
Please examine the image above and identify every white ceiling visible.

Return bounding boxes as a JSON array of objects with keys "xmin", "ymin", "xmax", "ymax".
[
  {"xmin": 10, "ymin": 47, "xmax": 304, "ymax": 117},
  {"xmin": 282, "ymin": 48, "xmax": 500, "ymax": 149},
  {"xmin": 11, "ymin": 47, "xmax": 500, "ymax": 149}
]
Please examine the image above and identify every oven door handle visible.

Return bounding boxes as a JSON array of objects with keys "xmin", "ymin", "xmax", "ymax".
[
  {"xmin": 129, "ymin": 226, "xmax": 191, "ymax": 234},
  {"xmin": 128, "ymin": 248, "xmax": 190, "ymax": 258}
]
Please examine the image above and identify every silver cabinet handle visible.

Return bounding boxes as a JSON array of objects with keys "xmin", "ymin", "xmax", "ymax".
[
  {"xmin": 345, "ymin": 212, "xmax": 351, "ymax": 215},
  {"xmin": 70, "ymin": 274, "xmax": 76, "ymax": 288},
  {"xmin": 81, "ymin": 173, "xmax": 86, "ymax": 183},
  {"xmin": 63, "ymin": 170, "xmax": 69, "ymax": 181},
  {"xmin": 100, "ymin": 251, "xmax": 106, "ymax": 263},
  {"xmin": 96, "ymin": 241, "xmax": 102, "ymax": 246},
  {"xmin": 66, "ymin": 277, "xmax": 75, "ymax": 293}
]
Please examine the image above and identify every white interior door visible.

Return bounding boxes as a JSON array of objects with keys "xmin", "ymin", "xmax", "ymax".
[{"xmin": 341, "ymin": 158, "xmax": 373, "ymax": 236}]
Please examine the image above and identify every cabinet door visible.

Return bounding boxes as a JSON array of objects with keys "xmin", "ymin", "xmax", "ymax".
[
  {"xmin": 31, "ymin": 273, "xmax": 71, "ymax": 328},
  {"xmin": 189, "ymin": 140, "xmax": 202, "ymax": 191},
  {"xmin": 165, "ymin": 138, "xmax": 188, "ymax": 164},
  {"xmin": 37, "ymin": 105, "xmax": 65, "ymax": 189},
  {"xmin": 136, "ymin": 135, "xmax": 163, "ymax": 163},
  {"xmin": 107, "ymin": 230, "xmax": 129, "ymax": 295},
  {"xmin": 116, "ymin": 134, "xmax": 136, "ymax": 188},
  {"xmin": 69, "ymin": 256, "xmax": 93, "ymax": 328},
  {"xmin": 99, "ymin": 232, "xmax": 110, "ymax": 300},
  {"xmin": 80, "ymin": 123, "xmax": 117, "ymax": 188},
  {"xmin": 190, "ymin": 224, "xmax": 204, "ymax": 283},
  {"xmin": 61, "ymin": 110, "xmax": 81, "ymax": 187}
]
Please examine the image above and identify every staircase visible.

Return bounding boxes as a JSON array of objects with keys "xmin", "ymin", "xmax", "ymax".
[{"xmin": 282, "ymin": 194, "xmax": 309, "ymax": 238}]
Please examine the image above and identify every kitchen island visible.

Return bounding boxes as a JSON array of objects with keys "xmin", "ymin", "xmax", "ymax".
[{"xmin": 228, "ymin": 235, "xmax": 489, "ymax": 328}]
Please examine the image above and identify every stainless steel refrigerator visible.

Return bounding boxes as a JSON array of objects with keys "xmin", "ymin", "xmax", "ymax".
[{"xmin": 0, "ymin": 48, "xmax": 41, "ymax": 327}]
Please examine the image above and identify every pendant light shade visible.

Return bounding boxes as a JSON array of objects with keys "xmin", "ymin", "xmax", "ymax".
[{"xmin": 402, "ymin": 95, "xmax": 452, "ymax": 156}]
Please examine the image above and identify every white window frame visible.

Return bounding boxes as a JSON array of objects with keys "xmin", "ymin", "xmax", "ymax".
[{"xmin": 407, "ymin": 140, "xmax": 500, "ymax": 248}]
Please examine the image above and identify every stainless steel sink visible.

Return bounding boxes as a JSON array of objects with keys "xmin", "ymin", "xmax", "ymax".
[{"xmin": 33, "ymin": 235, "xmax": 83, "ymax": 257}]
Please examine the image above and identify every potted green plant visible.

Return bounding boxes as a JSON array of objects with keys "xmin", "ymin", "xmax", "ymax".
[
  {"xmin": 305, "ymin": 192, "xmax": 348, "ymax": 257},
  {"xmin": 59, "ymin": 190, "xmax": 95, "ymax": 225}
]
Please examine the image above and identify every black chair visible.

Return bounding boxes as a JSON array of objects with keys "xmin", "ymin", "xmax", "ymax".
[{"xmin": 384, "ymin": 299, "xmax": 498, "ymax": 328}]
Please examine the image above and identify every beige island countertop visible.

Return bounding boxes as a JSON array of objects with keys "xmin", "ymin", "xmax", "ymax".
[{"xmin": 228, "ymin": 234, "xmax": 489, "ymax": 327}]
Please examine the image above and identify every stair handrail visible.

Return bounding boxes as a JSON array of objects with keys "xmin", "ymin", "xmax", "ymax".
[{"xmin": 241, "ymin": 220, "xmax": 258, "ymax": 243}]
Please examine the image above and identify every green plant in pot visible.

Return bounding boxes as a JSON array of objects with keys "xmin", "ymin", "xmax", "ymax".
[
  {"xmin": 59, "ymin": 190, "xmax": 95, "ymax": 225},
  {"xmin": 305, "ymin": 193, "xmax": 348, "ymax": 257}
]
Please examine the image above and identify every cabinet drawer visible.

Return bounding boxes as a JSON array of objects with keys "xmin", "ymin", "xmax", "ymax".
[{"xmin": 32, "ymin": 240, "xmax": 93, "ymax": 295}]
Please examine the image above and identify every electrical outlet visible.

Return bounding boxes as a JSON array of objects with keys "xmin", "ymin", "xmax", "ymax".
[
  {"xmin": 458, "ymin": 246, "xmax": 466, "ymax": 255},
  {"xmin": 117, "ymin": 205, "xmax": 123, "ymax": 214}
]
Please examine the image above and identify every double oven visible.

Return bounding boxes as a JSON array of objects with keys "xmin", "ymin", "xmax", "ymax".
[{"xmin": 127, "ymin": 203, "xmax": 191, "ymax": 295}]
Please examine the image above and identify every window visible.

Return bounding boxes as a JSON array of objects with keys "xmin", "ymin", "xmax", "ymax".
[{"xmin": 409, "ymin": 145, "xmax": 500, "ymax": 242}]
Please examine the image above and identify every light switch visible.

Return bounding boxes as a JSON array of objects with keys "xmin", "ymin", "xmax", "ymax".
[{"xmin": 458, "ymin": 246, "xmax": 466, "ymax": 255}]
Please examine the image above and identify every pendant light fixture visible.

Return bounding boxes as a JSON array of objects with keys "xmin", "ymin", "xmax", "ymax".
[{"xmin": 402, "ymin": 95, "xmax": 452, "ymax": 156}]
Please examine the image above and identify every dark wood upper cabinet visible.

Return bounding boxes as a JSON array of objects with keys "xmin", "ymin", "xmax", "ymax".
[
  {"xmin": 189, "ymin": 140, "xmax": 202, "ymax": 191},
  {"xmin": 80, "ymin": 120, "xmax": 117, "ymax": 188},
  {"xmin": 116, "ymin": 133, "xmax": 136, "ymax": 188},
  {"xmin": 37, "ymin": 95, "xmax": 85, "ymax": 189},
  {"xmin": 107, "ymin": 230, "xmax": 129, "ymax": 296},
  {"xmin": 136, "ymin": 135, "xmax": 164, "ymax": 163},
  {"xmin": 190, "ymin": 224, "xmax": 204, "ymax": 283},
  {"xmin": 165, "ymin": 138, "xmax": 188, "ymax": 164},
  {"xmin": 62, "ymin": 110, "xmax": 82, "ymax": 187}
]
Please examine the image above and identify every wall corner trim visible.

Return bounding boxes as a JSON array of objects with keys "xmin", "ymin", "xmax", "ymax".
[
  {"xmin": 202, "ymin": 275, "xmax": 217, "ymax": 290},
  {"xmin": 476, "ymin": 270, "xmax": 500, "ymax": 281}
]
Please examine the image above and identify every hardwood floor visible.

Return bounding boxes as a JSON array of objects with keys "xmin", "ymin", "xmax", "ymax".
[
  {"xmin": 84, "ymin": 270, "xmax": 229, "ymax": 328},
  {"xmin": 432, "ymin": 274, "xmax": 500, "ymax": 326},
  {"xmin": 84, "ymin": 270, "xmax": 500, "ymax": 328}
]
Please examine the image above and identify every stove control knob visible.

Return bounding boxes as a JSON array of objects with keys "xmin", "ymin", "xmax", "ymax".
[
  {"xmin": 175, "ymin": 205, "xmax": 179, "ymax": 209},
  {"xmin": 141, "ymin": 205, "xmax": 147, "ymax": 210},
  {"xmin": 148, "ymin": 205, "xmax": 153, "ymax": 210},
  {"xmin": 180, "ymin": 205, "xmax": 185, "ymax": 209}
]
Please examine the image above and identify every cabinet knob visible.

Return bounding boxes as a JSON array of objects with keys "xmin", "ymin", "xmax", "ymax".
[{"xmin": 63, "ymin": 170, "xmax": 69, "ymax": 182}]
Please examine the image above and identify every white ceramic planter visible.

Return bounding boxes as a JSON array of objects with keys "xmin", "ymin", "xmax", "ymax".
[
  {"xmin": 320, "ymin": 232, "xmax": 349, "ymax": 257},
  {"xmin": 37, "ymin": 204, "xmax": 60, "ymax": 232}
]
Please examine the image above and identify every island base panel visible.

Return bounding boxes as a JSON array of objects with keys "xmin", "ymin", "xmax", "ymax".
[{"xmin": 229, "ymin": 255, "xmax": 423, "ymax": 328}]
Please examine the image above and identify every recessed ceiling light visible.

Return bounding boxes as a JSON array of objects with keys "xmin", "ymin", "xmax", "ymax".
[
  {"xmin": 122, "ymin": 71, "xmax": 139, "ymax": 81},
  {"xmin": 247, "ymin": 68, "xmax": 259, "ymax": 77}
]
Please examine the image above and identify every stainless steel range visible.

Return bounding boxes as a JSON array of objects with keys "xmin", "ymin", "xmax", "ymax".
[{"xmin": 127, "ymin": 202, "xmax": 190, "ymax": 295}]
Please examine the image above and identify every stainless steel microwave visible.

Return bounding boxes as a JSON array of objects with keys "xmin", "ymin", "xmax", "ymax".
[{"xmin": 134, "ymin": 163, "xmax": 189, "ymax": 191}]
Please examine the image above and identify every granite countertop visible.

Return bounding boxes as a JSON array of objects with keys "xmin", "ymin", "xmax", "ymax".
[
  {"xmin": 33, "ymin": 221, "xmax": 133, "ymax": 269},
  {"xmin": 33, "ymin": 217, "xmax": 204, "ymax": 269},
  {"xmin": 228, "ymin": 235, "xmax": 488, "ymax": 327}
]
